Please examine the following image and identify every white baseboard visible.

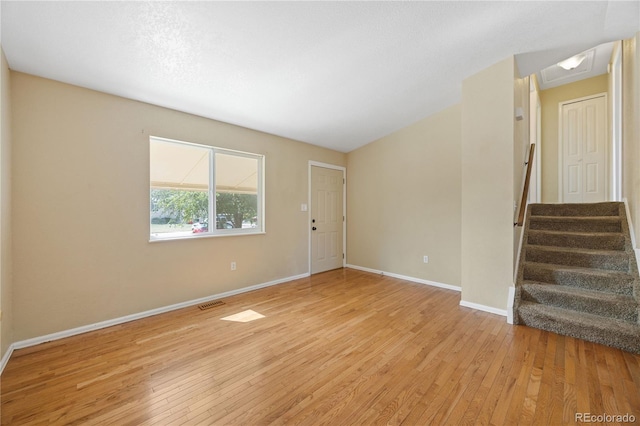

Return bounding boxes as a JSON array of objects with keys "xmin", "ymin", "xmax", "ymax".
[
  {"xmin": 1, "ymin": 272, "xmax": 309, "ymax": 375},
  {"xmin": 345, "ymin": 264, "xmax": 461, "ymax": 292},
  {"xmin": 459, "ymin": 300, "xmax": 508, "ymax": 317},
  {"xmin": 506, "ymin": 286, "xmax": 515, "ymax": 324},
  {"xmin": 0, "ymin": 343, "xmax": 14, "ymax": 375}
]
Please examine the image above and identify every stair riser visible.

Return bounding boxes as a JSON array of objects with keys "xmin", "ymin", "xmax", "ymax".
[
  {"xmin": 523, "ymin": 266, "xmax": 634, "ymax": 295},
  {"xmin": 529, "ymin": 219, "xmax": 621, "ymax": 233},
  {"xmin": 517, "ymin": 307, "xmax": 640, "ymax": 354},
  {"xmin": 521, "ymin": 287, "xmax": 638, "ymax": 322},
  {"xmin": 529, "ymin": 203, "xmax": 621, "ymax": 217},
  {"xmin": 527, "ymin": 232, "xmax": 625, "ymax": 250},
  {"xmin": 526, "ymin": 249, "xmax": 629, "ymax": 272}
]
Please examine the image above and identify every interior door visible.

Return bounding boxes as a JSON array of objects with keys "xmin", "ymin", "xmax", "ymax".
[
  {"xmin": 311, "ymin": 165, "xmax": 344, "ymax": 274},
  {"xmin": 561, "ymin": 95, "xmax": 607, "ymax": 203}
]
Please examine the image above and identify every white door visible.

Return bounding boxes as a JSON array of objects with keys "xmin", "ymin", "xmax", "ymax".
[
  {"xmin": 311, "ymin": 166, "xmax": 344, "ymax": 274},
  {"xmin": 561, "ymin": 95, "xmax": 607, "ymax": 203}
]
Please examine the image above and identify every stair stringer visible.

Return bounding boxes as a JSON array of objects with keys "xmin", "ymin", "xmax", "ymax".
[
  {"xmin": 618, "ymin": 202, "xmax": 640, "ymax": 323},
  {"xmin": 513, "ymin": 205, "xmax": 533, "ymax": 325}
]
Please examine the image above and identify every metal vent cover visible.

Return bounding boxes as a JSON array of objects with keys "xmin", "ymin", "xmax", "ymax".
[{"xmin": 198, "ymin": 300, "xmax": 225, "ymax": 310}]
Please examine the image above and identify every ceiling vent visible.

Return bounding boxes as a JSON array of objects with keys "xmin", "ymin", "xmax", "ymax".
[{"xmin": 541, "ymin": 49, "xmax": 595, "ymax": 86}]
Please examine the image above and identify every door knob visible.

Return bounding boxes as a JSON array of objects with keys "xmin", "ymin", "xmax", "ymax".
[{"xmin": 312, "ymin": 227, "xmax": 317, "ymax": 231}]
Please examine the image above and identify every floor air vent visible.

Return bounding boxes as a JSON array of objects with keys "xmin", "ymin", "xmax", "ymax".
[{"xmin": 198, "ymin": 300, "xmax": 225, "ymax": 310}]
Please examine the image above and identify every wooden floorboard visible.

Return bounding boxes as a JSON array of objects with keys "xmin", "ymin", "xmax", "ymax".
[{"xmin": 2, "ymin": 268, "xmax": 640, "ymax": 425}]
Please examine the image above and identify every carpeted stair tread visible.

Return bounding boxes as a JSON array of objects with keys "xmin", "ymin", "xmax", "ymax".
[
  {"xmin": 523, "ymin": 262, "xmax": 635, "ymax": 294},
  {"xmin": 527, "ymin": 229, "xmax": 625, "ymax": 250},
  {"xmin": 521, "ymin": 282, "xmax": 637, "ymax": 322},
  {"xmin": 525, "ymin": 245, "xmax": 629, "ymax": 271},
  {"xmin": 530, "ymin": 216, "xmax": 621, "ymax": 223},
  {"xmin": 517, "ymin": 301, "xmax": 640, "ymax": 354},
  {"xmin": 529, "ymin": 216, "xmax": 622, "ymax": 233},
  {"xmin": 529, "ymin": 202, "xmax": 622, "ymax": 217}
]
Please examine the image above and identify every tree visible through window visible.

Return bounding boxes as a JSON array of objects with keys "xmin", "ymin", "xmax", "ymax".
[{"xmin": 150, "ymin": 137, "xmax": 264, "ymax": 240}]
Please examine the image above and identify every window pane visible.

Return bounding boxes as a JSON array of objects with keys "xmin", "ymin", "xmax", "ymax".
[
  {"xmin": 149, "ymin": 137, "xmax": 263, "ymax": 240},
  {"xmin": 215, "ymin": 153, "xmax": 259, "ymax": 229},
  {"xmin": 150, "ymin": 139, "xmax": 211, "ymax": 239},
  {"xmin": 150, "ymin": 189, "xmax": 209, "ymax": 238}
]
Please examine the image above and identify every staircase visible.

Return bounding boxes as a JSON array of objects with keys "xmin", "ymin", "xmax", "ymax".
[{"xmin": 514, "ymin": 202, "xmax": 640, "ymax": 353}]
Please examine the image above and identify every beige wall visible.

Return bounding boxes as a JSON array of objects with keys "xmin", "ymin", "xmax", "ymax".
[
  {"xmin": 0, "ymin": 47, "xmax": 13, "ymax": 357},
  {"xmin": 346, "ymin": 105, "xmax": 462, "ymax": 287},
  {"xmin": 622, "ymin": 32, "xmax": 640, "ymax": 247},
  {"xmin": 461, "ymin": 57, "xmax": 515, "ymax": 311},
  {"xmin": 11, "ymin": 72, "xmax": 345, "ymax": 341},
  {"xmin": 539, "ymin": 74, "xmax": 609, "ymax": 203}
]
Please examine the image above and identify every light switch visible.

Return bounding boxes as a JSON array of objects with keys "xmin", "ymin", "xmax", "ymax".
[{"xmin": 301, "ymin": 203, "xmax": 308, "ymax": 212}]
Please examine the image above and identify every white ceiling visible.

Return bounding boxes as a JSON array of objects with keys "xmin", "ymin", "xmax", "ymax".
[{"xmin": 1, "ymin": 1, "xmax": 639, "ymax": 153}]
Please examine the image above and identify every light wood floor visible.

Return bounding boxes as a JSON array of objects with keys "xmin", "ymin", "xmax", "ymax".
[{"xmin": 2, "ymin": 268, "xmax": 640, "ymax": 425}]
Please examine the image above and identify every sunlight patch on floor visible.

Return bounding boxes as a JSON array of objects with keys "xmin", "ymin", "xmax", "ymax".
[{"xmin": 221, "ymin": 309, "xmax": 265, "ymax": 323}]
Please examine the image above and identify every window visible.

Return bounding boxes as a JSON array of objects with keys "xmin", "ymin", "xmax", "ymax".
[{"xmin": 150, "ymin": 137, "xmax": 264, "ymax": 240}]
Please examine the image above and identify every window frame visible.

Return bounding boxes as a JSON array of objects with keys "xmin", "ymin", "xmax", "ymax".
[{"xmin": 149, "ymin": 136, "xmax": 265, "ymax": 242}]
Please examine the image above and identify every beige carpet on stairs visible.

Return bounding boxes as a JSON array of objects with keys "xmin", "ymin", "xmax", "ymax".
[{"xmin": 514, "ymin": 202, "xmax": 640, "ymax": 354}]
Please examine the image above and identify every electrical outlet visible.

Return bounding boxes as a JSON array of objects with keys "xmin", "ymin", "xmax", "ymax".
[
  {"xmin": 231, "ymin": 261, "xmax": 237, "ymax": 271},
  {"xmin": 423, "ymin": 256, "xmax": 429, "ymax": 264}
]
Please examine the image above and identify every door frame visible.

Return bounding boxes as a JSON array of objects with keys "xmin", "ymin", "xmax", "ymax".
[
  {"xmin": 557, "ymin": 92, "xmax": 608, "ymax": 203},
  {"xmin": 611, "ymin": 43, "xmax": 623, "ymax": 201},
  {"xmin": 529, "ymin": 78, "xmax": 542, "ymax": 203},
  {"xmin": 308, "ymin": 161, "xmax": 346, "ymax": 274}
]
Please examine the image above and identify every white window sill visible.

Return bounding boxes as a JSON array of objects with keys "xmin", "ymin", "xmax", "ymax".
[{"xmin": 149, "ymin": 230, "xmax": 266, "ymax": 243}]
